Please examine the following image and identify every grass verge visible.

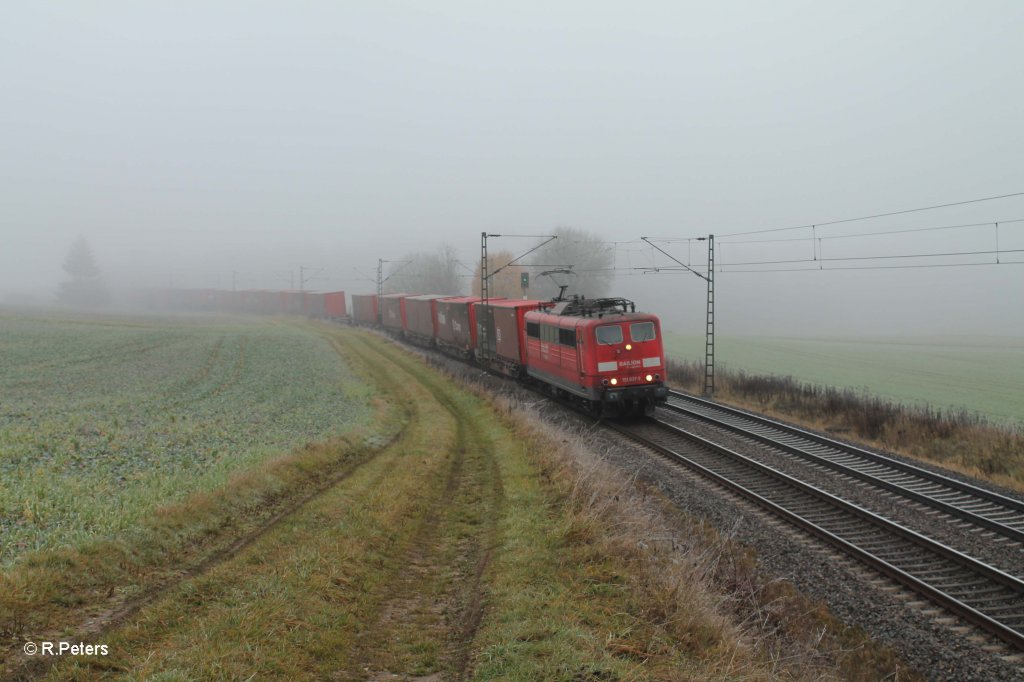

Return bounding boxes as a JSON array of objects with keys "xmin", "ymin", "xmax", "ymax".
[{"xmin": 667, "ymin": 358, "xmax": 1024, "ymax": 492}]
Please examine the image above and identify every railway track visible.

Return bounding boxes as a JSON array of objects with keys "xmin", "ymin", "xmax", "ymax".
[
  {"xmin": 607, "ymin": 414, "xmax": 1024, "ymax": 652},
  {"xmin": 664, "ymin": 391, "xmax": 1024, "ymax": 550}
]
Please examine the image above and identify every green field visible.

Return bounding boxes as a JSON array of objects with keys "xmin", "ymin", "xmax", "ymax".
[
  {"xmin": 0, "ymin": 315, "xmax": 908, "ymax": 680},
  {"xmin": 665, "ymin": 333, "xmax": 1024, "ymax": 426},
  {"xmin": 0, "ymin": 310, "xmax": 372, "ymax": 564}
]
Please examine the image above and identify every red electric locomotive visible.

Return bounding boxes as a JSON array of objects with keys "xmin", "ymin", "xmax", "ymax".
[{"xmin": 523, "ymin": 297, "xmax": 668, "ymax": 416}]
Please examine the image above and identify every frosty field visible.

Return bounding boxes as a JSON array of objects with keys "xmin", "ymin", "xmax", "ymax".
[
  {"xmin": 0, "ymin": 310, "xmax": 372, "ymax": 565},
  {"xmin": 665, "ymin": 333, "xmax": 1024, "ymax": 426}
]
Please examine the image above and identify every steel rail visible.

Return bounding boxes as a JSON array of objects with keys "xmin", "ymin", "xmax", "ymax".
[
  {"xmin": 665, "ymin": 390, "xmax": 1024, "ymax": 543},
  {"xmin": 607, "ymin": 417, "xmax": 1024, "ymax": 652}
]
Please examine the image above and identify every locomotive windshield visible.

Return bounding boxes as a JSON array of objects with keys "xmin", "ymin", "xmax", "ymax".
[
  {"xmin": 595, "ymin": 325, "xmax": 624, "ymax": 345},
  {"xmin": 630, "ymin": 321, "xmax": 656, "ymax": 342}
]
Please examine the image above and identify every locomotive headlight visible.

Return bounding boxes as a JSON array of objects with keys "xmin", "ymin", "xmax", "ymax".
[
  {"xmin": 625, "ymin": 344, "xmax": 632, "ymax": 350},
  {"xmin": 646, "ymin": 374, "xmax": 653, "ymax": 382},
  {"xmin": 610, "ymin": 378, "xmax": 618, "ymax": 386}
]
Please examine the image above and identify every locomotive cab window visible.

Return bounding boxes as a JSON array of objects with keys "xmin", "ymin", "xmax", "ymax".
[
  {"xmin": 595, "ymin": 325, "xmax": 624, "ymax": 345},
  {"xmin": 558, "ymin": 328, "xmax": 576, "ymax": 347},
  {"xmin": 630, "ymin": 322, "xmax": 656, "ymax": 342},
  {"xmin": 526, "ymin": 321, "xmax": 540, "ymax": 338}
]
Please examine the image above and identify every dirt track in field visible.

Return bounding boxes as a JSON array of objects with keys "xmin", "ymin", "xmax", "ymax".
[
  {"xmin": 348, "ymin": 337, "xmax": 504, "ymax": 680},
  {"xmin": 12, "ymin": 327, "xmax": 505, "ymax": 681}
]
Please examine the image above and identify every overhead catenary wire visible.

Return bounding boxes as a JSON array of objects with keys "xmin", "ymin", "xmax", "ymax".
[
  {"xmin": 706, "ymin": 248, "xmax": 1024, "ymax": 269},
  {"xmin": 625, "ymin": 201, "xmax": 1024, "ymax": 274},
  {"xmin": 821, "ymin": 249, "xmax": 1022, "ymax": 262},
  {"xmin": 719, "ymin": 191, "xmax": 1024, "ymax": 238},
  {"xmin": 719, "ymin": 260, "xmax": 1024, "ymax": 274},
  {"xmin": 570, "ymin": 243, "xmax": 1024, "ymax": 274},
  {"xmin": 645, "ymin": 191, "xmax": 1024, "ymax": 242},
  {"xmin": 718, "ymin": 217, "xmax": 1024, "ymax": 246}
]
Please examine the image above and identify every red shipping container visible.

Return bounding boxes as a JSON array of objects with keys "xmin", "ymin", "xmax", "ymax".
[
  {"xmin": 322, "ymin": 291, "xmax": 347, "ymax": 318},
  {"xmin": 260, "ymin": 290, "xmax": 280, "ymax": 315},
  {"xmin": 239, "ymin": 290, "xmax": 261, "ymax": 314},
  {"xmin": 284, "ymin": 291, "xmax": 304, "ymax": 315},
  {"xmin": 405, "ymin": 294, "xmax": 447, "ymax": 342},
  {"xmin": 436, "ymin": 296, "xmax": 501, "ymax": 354},
  {"xmin": 351, "ymin": 294, "xmax": 378, "ymax": 325},
  {"xmin": 216, "ymin": 289, "xmax": 240, "ymax": 312},
  {"xmin": 380, "ymin": 293, "xmax": 415, "ymax": 332},
  {"xmin": 304, "ymin": 292, "xmax": 326, "ymax": 317},
  {"xmin": 473, "ymin": 299, "xmax": 550, "ymax": 370}
]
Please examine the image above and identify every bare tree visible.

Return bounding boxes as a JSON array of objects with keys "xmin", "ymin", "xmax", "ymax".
[
  {"xmin": 383, "ymin": 243, "xmax": 465, "ymax": 295},
  {"xmin": 525, "ymin": 226, "xmax": 614, "ymax": 300},
  {"xmin": 57, "ymin": 236, "xmax": 110, "ymax": 307},
  {"xmin": 471, "ymin": 250, "xmax": 526, "ymax": 299}
]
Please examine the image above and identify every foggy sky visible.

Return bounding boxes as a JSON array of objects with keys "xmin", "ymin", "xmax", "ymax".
[{"xmin": 2, "ymin": 2, "xmax": 1022, "ymax": 337}]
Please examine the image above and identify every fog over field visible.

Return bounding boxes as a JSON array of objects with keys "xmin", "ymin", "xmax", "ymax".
[{"xmin": 2, "ymin": 2, "xmax": 1022, "ymax": 337}]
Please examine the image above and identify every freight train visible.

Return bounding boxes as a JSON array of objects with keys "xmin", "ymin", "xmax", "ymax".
[
  {"xmin": 147, "ymin": 288, "xmax": 348, "ymax": 318},
  {"xmin": 149, "ymin": 286, "xmax": 668, "ymax": 416},
  {"xmin": 353, "ymin": 291, "xmax": 669, "ymax": 417}
]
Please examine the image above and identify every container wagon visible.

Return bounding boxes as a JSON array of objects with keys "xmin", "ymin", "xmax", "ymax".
[
  {"xmin": 322, "ymin": 291, "xmax": 347, "ymax": 319},
  {"xmin": 473, "ymin": 299, "xmax": 551, "ymax": 376},
  {"xmin": 404, "ymin": 294, "xmax": 448, "ymax": 346},
  {"xmin": 351, "ymin": 294, "xmax": 378, "ymax": 325},
  {"xmin": 380, "ymin": 293, "xmax": 415, "ymax": 333}
]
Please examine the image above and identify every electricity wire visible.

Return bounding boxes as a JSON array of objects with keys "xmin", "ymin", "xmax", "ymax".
[
  {"xmin": 718, "ymin": 217, "xmax": 1024, "ymax": 246},
  {"xmin": 719, "ymin": 191, "xmax": 1024, "ymax": 238},
  {"xmin": 646, "ymin": 191, "xmax": 1024, "ymax": 242}
]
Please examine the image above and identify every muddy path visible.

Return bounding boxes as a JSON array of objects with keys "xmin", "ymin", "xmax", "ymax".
[{"xmin": 347, "ymin": 335, "xmax": 505, "ymax": 680}]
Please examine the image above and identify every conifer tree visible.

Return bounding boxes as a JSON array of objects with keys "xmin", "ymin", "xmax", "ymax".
[{"xmin": 57, "ymin": 236, "xmax": 110, "ymax": 307}]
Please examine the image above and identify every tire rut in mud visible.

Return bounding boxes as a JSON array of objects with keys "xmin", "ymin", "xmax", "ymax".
[{"xmin": 343, "ymin": 335, "xmax": 505, "ymax": 681}]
